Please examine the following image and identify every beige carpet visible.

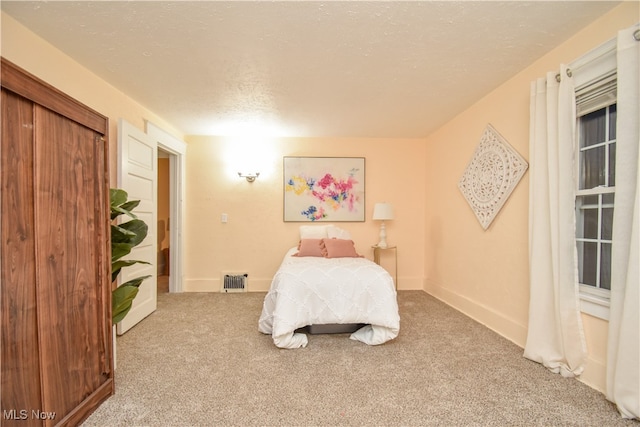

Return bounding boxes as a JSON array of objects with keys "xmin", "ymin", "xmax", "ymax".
[{"xmin": 83, "ymin": 291, "xmax": 636, "ymax": 426}]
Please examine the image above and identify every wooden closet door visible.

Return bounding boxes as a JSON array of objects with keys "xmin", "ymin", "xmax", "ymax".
[
  {"xmin": 1, "ymin": 86, "xmax": 43, "ymax": 425},
  {"xmin": 1, "ymin": 58, "xmax": 112, "ymax": 427},
  {"xmin": 34, "ymin": 105, "xmax": 111, "ymax": 421}
]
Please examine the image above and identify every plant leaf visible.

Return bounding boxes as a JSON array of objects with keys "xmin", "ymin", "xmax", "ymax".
[
  {"xmin": 110, "ymin": 189, "xmax": 142, "ymax": 220},
  {"xmin": 121, "ymin": 275, "xmax": 152, "ymax": 288},
  {"xmin": 113, "ymin": 259, "xmax": 150, "ymax": 270},
  {"xmin": 110, "ymin": 188, "xmax": 128, "ymax": 208},
  {"xmin": 120, "ymin": 200, "xmax": 140, "ymax": 213},
  {"xmin": 111, "ymin": 259, "xmax": 150, "ymax": 282},
  {"xmin": 112, "ymin": 242, "xmax": 133, "ymax": 263},
  {"xmin": 111, "ymin": 224, "xmax": 136, "ymax": 243},
  {"xmin": 111, "ymin": 205, "xmax": 137, "ymax": 221},
  {"xmin": 118, "ymin": 219, "xmax": 148, "ymax": 246},
  {"xmin": 112, "ymin": 285, "xmax": 139, "ymax": 324}
]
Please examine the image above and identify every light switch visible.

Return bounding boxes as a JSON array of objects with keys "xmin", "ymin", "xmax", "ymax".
[{"xmin": 221, "ymin": 213, "xmax": 228, "ymax": 223}]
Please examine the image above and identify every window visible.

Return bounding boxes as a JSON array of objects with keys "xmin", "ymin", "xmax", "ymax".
[
  {"xmin": 576, "ymin": 104, "xmax": 616, "ymax": 291},
  {"xmin": 572, "ymin": 39, "xmax": 617, "ymax": 320}
]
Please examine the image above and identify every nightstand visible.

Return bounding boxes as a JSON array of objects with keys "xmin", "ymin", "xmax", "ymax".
[{"xmin": 372, "ymin": 245, "xmax": 397, "ymax": 289}]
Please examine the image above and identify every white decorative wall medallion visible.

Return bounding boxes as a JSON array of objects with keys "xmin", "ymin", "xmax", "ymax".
[{"xmin": 458, "ymin": 124, "xmax": 528, "ymax": 230}]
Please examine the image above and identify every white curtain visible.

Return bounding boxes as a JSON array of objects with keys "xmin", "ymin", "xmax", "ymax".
[
  {"xmin": 606, "ymin": 25, "xmax": 640, "ymax": 420},
  {"xmin": 524, "ymin": 65, "xmax": 587, "ymax": 376}
]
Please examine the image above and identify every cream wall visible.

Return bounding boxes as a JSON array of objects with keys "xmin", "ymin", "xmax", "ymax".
[
  {"xmin": 0, "ymin": 12, "xmax": 184, "ymax": 183},
  {"xmin": 423, "ymin": 2, "xmax": 639, "ymax": 393},
  {"xmin": 183, "ymin": 135, "xmax": 426, "ymax": 292}
]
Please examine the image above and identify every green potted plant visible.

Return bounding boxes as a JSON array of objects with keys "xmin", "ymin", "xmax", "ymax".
[{"xmin": 110, "ymin": 188, "xmax": 151, "ymax": 324}]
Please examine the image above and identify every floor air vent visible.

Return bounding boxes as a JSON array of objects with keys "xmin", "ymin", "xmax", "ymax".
[{"xmin": 221, "ymin": 273, "xmax": 248, "ymax": 293}]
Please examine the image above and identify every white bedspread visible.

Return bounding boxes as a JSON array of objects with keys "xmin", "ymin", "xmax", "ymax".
[{"xmin": 258, "ymin": 247, "xmax": 400, "ymax": 348}]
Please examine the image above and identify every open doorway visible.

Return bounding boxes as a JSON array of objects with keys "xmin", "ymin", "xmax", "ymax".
[
  {"xmin": 146, "ymin": 121, "xmax": 186, "ymax": 294},
  {"xmin": 157, "ymin": 149, "xmax": 171, "ymax": 294}
]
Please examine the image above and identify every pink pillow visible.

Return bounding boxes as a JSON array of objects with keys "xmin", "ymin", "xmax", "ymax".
[
  {"xmin": 293, "ymin": 239, "xmax": 324, "ymax": 257},
  {"xmin": 320, "ymin": 238, "xmax": 362, "ymax": 258}
]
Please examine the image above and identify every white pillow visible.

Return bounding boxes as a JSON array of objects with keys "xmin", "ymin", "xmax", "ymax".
[
  {"xmin": 327, "ymin": 225, "xmax": 352, "ymax": 240},
  {"xmin": 299, "ymin": 224, "xmax": 333, "ymax": 239}
]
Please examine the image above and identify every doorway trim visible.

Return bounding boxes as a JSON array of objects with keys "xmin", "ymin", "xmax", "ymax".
[{"xmin": 146, "ymin": 121, "xmax": 186, "ymax": 293}]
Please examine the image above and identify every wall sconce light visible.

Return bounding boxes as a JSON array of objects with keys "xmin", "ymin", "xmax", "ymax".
[
  {"xmin": 373, "ymin": 202, "xmax": 394, "ymax": 248},
  {"xmin": 238, "ymin": 172, "xmax": 260, "ymax": 183}
]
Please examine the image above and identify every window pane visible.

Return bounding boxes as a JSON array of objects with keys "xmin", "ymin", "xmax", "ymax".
[
  {"xmin": 580, "ymin": 108, "xmax": 606, "ymax": 148},
  {"xmin": 602, "ymin": 194, "xmax": 614, "ymax": 240},
  {"xmin": 609, "ymin": 104, "xmax": 617, "ymax": 140},
  {"xmin": 580, "ymin": 146, "xmax": 605, "ymax": 189},
  {"xmin": 609, "ymin": 142, "xmax": 616, "ymax": 187},
  {"xmin": 579, "ymin": 206, "xmax": 598, "ymax": 239},
  {"xmin": 600, "ymin": 243, "xmax": 612, "ymax": 290},
  {"xmin": 576, "ymin": 195, "xmax": 598, "ymax": 239},
  {"xmin": 577, "ymin": 241, "xmax": 597, "ymax": 286}
]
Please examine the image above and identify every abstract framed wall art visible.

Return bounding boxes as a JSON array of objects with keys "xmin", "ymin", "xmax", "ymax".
[
  {"xmin": 458, "ymin": 124, "xmax": 528, "ymax": 230},
  {"xmin": 284, "ymin": 156, "xmax": 365, "ymax": 222}
]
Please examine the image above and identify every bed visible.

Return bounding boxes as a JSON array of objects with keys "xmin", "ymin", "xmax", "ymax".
[{"xmin": 258, "ymin": 226, "xmax": 400, "ymax": 349}]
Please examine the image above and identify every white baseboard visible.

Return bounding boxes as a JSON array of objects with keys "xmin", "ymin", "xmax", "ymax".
[
  {"xmin": 579, "ymin": 355, "xmax": 607, "ymax": 393},
  {"xmin": 183, "ymin": 276, "xmax": 425, "ymax": 292},
  {"xmin": 183, "ymin": 279, "xmax": 215, "ymax": 292},
  {"xmin": 183, "ymin": 278, "xmax": 272, "ymax": 292}
]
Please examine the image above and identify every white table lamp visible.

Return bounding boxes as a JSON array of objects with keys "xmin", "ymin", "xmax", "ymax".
[{"xmin": 373, "ymin": 202, "xmax": 394, "ymax": 248}]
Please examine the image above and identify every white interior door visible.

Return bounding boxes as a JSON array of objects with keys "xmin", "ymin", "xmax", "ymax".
[{"xmin": 117, "ymin": 119, "xmax": 157, "ymax": 334}]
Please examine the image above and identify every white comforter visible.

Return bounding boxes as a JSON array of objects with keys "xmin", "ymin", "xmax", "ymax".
[{"xmin": 258, "ymin": 247, "xmax": 400, "ymax": 348}]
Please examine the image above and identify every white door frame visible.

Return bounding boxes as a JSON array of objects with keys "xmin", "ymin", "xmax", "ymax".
[{"xmin": 146, "ymin": 121, "xmax": 186, "ymax": 293}]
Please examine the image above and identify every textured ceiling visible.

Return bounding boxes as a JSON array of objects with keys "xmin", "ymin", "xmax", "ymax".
[{"xmin": 1, "ymin": 1, "xmax": 620, "ymax": 138}]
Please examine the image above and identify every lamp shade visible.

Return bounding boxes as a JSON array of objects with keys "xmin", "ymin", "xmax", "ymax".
[{"xmin": 372, "ymin": 202, "xmax": 394, "ymax": 221}]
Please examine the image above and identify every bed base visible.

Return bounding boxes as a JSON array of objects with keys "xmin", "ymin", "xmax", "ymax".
[{"xmin": 296, "ymin": 323, "xmax": 367, "ymax": 335}]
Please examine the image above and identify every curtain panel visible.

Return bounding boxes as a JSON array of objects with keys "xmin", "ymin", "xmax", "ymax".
[
  {"xmin": 606, "ymin": 25, "xmax": 640, "ymax": 420},
  {"xmin": 524, "ymin": 65, "xmax": 587, "ymax": 377}
]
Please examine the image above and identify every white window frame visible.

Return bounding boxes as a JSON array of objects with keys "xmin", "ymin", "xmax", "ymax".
[{"xmin": 571, "ymin": 38, "xmax": 617, "ymax": 321}]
